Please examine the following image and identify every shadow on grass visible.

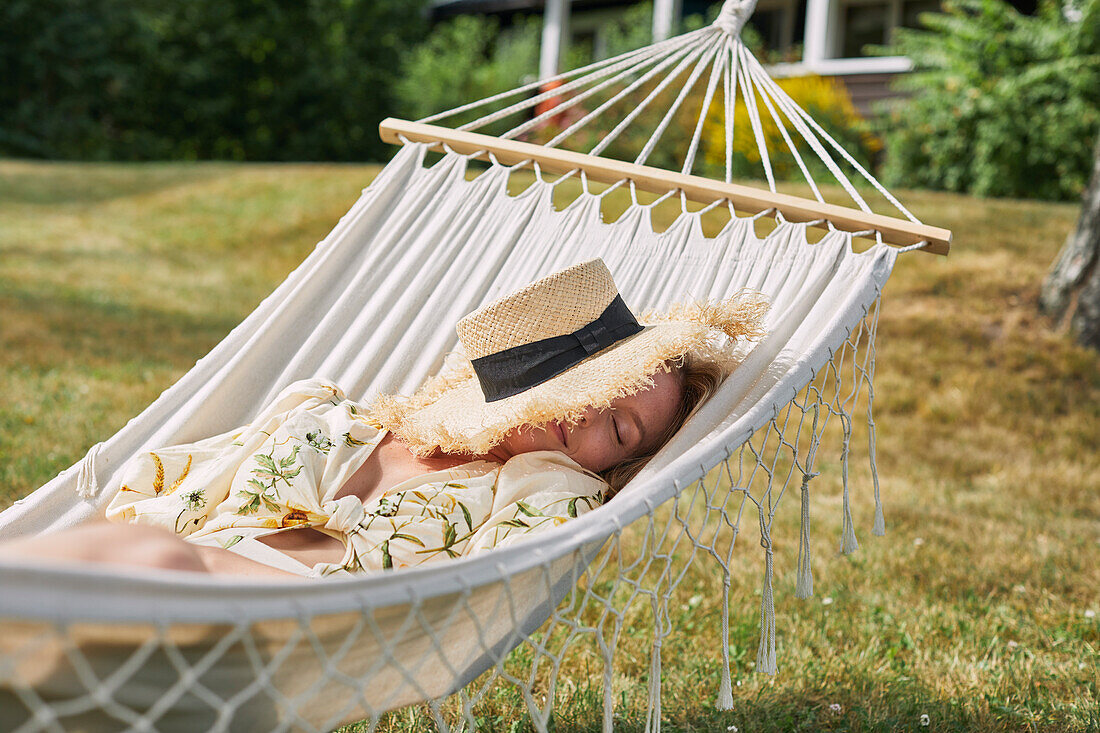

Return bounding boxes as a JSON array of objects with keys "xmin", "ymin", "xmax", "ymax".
[
  {"xmin": 0, "ymin": 161, "xmax": 233, "ymax": 206},
  {"xmin": 0, "ymin": 279, "xmax": 242, "ymax": 369},
  {"xmin": 544, "ymin": 672, "xmax": 1066, "ymax": 733},
  {"xmin": 363, "ymin": 669, "xmax": 1073, "ymax": 733}
]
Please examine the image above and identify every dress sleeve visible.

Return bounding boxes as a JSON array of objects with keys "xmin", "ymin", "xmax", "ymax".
[{"xmin": 104, "ymin": 377, "xmax": 356, "ymax": 535}]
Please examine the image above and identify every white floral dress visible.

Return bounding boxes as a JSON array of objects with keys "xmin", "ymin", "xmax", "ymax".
[{"xmin": 105, "ymin": 379, "xmax": 607, "ymax": 577}]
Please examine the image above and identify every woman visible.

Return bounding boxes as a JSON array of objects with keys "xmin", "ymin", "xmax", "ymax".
[{"xmin": 0, "ymin": 260, "xmax": 767, "ymax": 579}]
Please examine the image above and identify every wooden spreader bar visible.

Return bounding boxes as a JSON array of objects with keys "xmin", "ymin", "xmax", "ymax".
[{"xmin": 380, "ymin": 118, "xmax": 952, "ymax": 255}]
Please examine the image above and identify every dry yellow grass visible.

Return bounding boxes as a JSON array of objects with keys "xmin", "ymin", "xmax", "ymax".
[{"xmin": 0, "ymin": 160, "xmax": 1096, "ymax": 731}]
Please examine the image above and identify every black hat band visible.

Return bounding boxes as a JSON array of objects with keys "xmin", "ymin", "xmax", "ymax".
[{"xmin": 470, "ymin": 295, "xmax": 645, "ymax": 403}]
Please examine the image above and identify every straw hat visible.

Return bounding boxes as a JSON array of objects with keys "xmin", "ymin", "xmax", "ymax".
[{"xmin": 370, "ymin": 259, "xmax": 768, "ymax": 457}]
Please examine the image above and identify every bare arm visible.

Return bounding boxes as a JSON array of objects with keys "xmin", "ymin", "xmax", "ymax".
[{"xmin": 0, "ymin": 522, "xmax": 298, "ymax": 580}]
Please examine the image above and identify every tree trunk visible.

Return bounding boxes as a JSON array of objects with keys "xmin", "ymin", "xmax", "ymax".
[{"xmin": 1040, "ymin": 134, "xmax": 1100, "ymax": 350}]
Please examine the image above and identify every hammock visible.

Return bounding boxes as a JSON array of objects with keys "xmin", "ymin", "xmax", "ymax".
[{"xmin": 0, "ymin": 2, "xmax": 951, "ymax": 730}]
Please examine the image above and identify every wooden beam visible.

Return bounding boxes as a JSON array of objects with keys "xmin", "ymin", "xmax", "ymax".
[{"xmin": 380, "ymin": 118, "xmax": 952, "ymax": 255}]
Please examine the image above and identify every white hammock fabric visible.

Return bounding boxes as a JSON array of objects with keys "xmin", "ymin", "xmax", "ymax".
[{"xmin": 0, "ymin": 2, "xmax": 923, "ymax": 730}]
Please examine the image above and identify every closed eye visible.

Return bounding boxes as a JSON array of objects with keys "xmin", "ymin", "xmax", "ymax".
[{"xmin": 612, "ymin": 415, "xmax": 622, "ymax": 446}]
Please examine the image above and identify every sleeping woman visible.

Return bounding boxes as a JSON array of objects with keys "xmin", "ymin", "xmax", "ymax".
[{"xmin": 0, "ymin": 260, "xmax": 767, "ymax": 579}]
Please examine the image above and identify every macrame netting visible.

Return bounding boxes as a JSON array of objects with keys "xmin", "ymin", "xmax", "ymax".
[{"xmin": 0, "ymin": 1, "xmax": 936, "ymax": 730}]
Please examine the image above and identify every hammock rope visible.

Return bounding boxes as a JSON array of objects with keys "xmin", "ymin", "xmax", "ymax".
[{"xmin": 0, "ymin": 1, "xmax": 951, "ymax": 730}]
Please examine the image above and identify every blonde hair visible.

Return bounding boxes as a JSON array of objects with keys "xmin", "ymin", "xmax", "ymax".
[{"xmin": 598, "ymin": 354, "xmax": 726, "ymax": 496}]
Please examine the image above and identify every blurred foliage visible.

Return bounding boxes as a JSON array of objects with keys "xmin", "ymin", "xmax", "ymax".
[
  {"xmin": 875, "ymin": 0, "xmax": 1100, "ymax": 201},
  {"xmin": 396, "ymin": 2, "xmax": 724, "ymax": 159},
  {"xmin": 0, "ymin": 0, "xmax": 428, "ymax": 161},
  {"xmin": 394, "ymin": 15, "xmax": 591, "ymax": 134},
  {"xmin": 701, "ymin": 74, "xmax": 881, "ymax": 181},
  {"xmin": 396, "ymin": 3, "xmax": 876, "ymax": 181}
]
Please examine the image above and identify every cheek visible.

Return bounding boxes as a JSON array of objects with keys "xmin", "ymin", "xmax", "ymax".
[
  {"xmin": 570, "ymin": 433, "xmax": 618, "ymax": 473},
  {"xmin": 502, "ymin": 425, "xmax": 547, "ymax": 454}
]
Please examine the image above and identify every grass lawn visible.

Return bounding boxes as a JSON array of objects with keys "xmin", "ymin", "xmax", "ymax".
[{"xmin": 0, "ymin": 160, "xmax": 1097, "ymax": 732}]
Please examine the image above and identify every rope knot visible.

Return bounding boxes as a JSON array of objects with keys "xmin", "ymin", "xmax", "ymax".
[
  {"xmin": 76, "ymin": 441, "xmax": 106, "ymax": 499},
  {"xmin": 714, "ymin": 0, "xmax": 760, "ymax": 36}
]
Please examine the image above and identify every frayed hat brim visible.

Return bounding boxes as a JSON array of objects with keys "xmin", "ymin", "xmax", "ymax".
[{"xmin": 369, "ymin": 292, "xmax": 769, "ymax": 457}]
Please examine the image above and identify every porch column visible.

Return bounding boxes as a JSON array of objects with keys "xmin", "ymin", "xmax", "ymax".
[
  {"xmin": 653, "ymin": 0, "xmax": 682, "ymax": 41},
  {"xmin": 803, "ymin": 0, "xmax": 832, "ymax": 69},
  {"xmin": 540, "ymin": 0, "xmax": 571, "ymax": 79}
]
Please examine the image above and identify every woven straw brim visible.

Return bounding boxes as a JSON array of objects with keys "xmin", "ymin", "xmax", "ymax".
[{"xmin": 369, "ymin": 300, "xmax": 762, "ymax": 458}]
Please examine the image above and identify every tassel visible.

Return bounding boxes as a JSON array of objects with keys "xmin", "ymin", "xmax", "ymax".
[
  {"xmin": 872, "ymin": 496, "xmax": 886, "ymax": 537},
  {"xmin": 795, "ymin": 472, "xmax": 818, "ymax": 598},
  {"xmin": 603, "ymin": 656, "xmax": 615, "ymax": 731},
  {"xmin": 839, "ymin": 416, "xmax": 859, "ymax": 555},
  {"xmin": 755, "ymin": 510, "xmax": 777, "ymax": 675},
  {"xmin": 648, "ymin": 636, "xmax": 663, "ymax": 733},
  {"xmin": 868, "ymin": 415, "xmax": 886, "ymax": 536},
  {"xmin": 840, "ymin": 493, "xmax": 859, "ymax": 555},
  {"xmin": 866, "ymin": 299, "xmax": 886, "ymax": 537},
  {"xmin": 716, "ymin": 572, "xmax": 734, "ymax": 710},
  {"xmin": 75, "ymin": 442, "xmax": 105, "ymax": 499}
]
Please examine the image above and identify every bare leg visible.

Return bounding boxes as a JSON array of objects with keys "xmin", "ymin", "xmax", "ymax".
[{"xmin": 0, "ymin": 522, "xmax": 296, "ymax": 579}]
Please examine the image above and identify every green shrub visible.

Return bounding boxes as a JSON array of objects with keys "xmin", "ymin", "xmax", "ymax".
[
  {"xmin": 701, "ymin": 74, "xmax": 882, "ymax": 182},
  {"xmin": 396, "ymin": 3, "xmax": 877, "ymax": 180},
  {"xmin": 0, "ymin": 0, "xmax": 428, "ymax": 161},
  {"xmin": 395, "ymin": 15, "xmax": 541, "ymax": 132},
  {"xmin": 395, "ymin": 3, "xmax": 720, "ymax": 151},
  {"xmin": 876, "ymin": 0, "xmax": 1100, "ymax": 201}
]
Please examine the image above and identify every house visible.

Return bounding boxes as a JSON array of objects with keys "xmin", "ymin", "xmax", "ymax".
[{"xmin": 429, "ymin": 0, "xmax": 1037, "ymax": 115}]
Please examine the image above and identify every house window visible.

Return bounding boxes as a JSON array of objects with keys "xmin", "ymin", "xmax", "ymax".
[
  {"xmin": 841, "ymin": 2, "xmax": 890, "ymax": 57},
  {"xmin": 748, "ymin": 8, "xmax": 787, "ymax": 52},
  {"xmin": 745, "ymin": 0, "xmax": 799, "ymax": 59},
  {"xmin": 838, "ymin": 0, "xmax": 942, "ymax": 57}
]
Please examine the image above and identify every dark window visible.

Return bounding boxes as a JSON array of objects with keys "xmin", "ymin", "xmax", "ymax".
[
  {"xmin": 746, "ymin": 7, "xmax": 789, "ymax": 53},
  {"xmin": 842, "ymin": 2, "xmax": 890, "ymax": 57}
]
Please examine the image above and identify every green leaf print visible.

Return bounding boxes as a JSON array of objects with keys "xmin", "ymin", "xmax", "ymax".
[
  {"xmin": 499, "ymin": 519, "xmax": 530, "ymax": 529},
  {"xmin": 373, "ymin": 496, "xmax": 399, "ymax": 517},
  {"xmin": 390, "ymin": 533, "xmax": 426, "ymax": 547},
  {"xmin": 182, "ymin": 489, "xmax": 205, "ymax": 511},
  {"xmin": 238, "ymin": 442, "xmax": 304, "ymax": 515},
  {"xmin": 381, "ymin": 540, "xmax": 393, "ymax": 570},
  {"xmin": 173, "ymin": 489, "xmax": 206, "ymax": 533},
  {"xmin": 515, "ymin": 501, "xmax": 546, "ymax": 518},
  {"xmin": 413, "ymin": 520, "xmax": 466, "ymax": 560},
  {"xmin": 344, "ymin": 432, "xmax": 368, "ymax": 447},
  {"xmin": 458, "ymin": 501, "xmax": 474, "ymax": 533},
  {"xmin": 305, "ymin": 431, "xmax": 333, "ymax": 454},
  {"xmin": 223, "ymin": 535, "xmax": 244, "ymax": 550},
  {"xmin": 254, "ymin": 453, "xmax": 278, "ymax": 474},
  {"xmin": 343, "ymin": 546, "xmax": 364, "ymax": 573},
  {"xmin": 279, "ymin": 445, "xmax": 301, "ymax": 470},
  {"xmin": 235, "ymin": 491, "xmax": 263, "ymax": 516},
  {"xmin": 568, "ymin": 498, "xmax": 580, "ymax": 518}
]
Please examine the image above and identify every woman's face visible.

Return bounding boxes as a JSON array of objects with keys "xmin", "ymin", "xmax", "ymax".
[{"xmin": 493, "ymin": 369, "xmax": 684, "ymax": 473}]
